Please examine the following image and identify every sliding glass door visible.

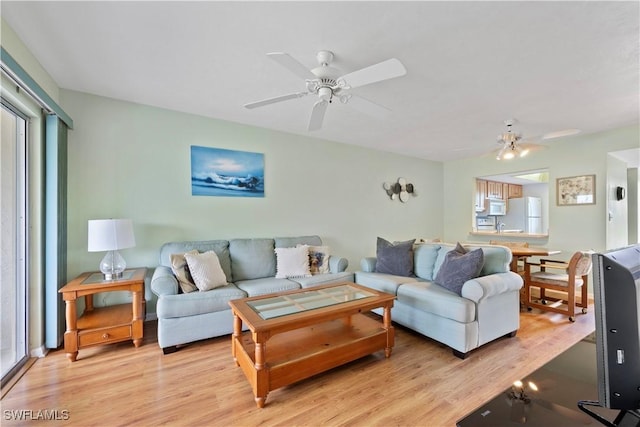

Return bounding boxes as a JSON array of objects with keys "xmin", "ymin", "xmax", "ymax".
[{"xmin": 1, "ymin": 101, "xmax": 28, "ymax": 384}]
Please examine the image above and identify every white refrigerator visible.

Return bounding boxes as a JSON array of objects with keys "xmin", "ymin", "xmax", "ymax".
[{"xmin": 504, "ymin": 197, "xmax": 543, "ymax": 234}]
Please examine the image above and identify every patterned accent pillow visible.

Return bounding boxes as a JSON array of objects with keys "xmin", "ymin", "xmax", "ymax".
[
  {"xmin": 184, "ymin": 250, "xmax": 228, "ymax": 291},
  {"xmin": 274, "ymin": 246, "xmax": 312, "ymax": 279},
  {"xmin": 434, "ymin": 243, "xmax": 484, "ymax": 295},
  {"xmin": 304, "ymin": 245, "xmax": 331, "ymax": 275},
  {"xmin": 170, "ymin": 250, "xmax": 199, "ymax": 293},
  {"xmin": 375, "ymin": 237, "xmax": 415, "ymax": 276}
]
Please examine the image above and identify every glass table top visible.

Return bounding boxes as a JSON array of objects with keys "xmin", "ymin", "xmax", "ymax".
[
  {"xmin": 456, "ymin": 336, "xmax": 627, "ymax": 427},
  {"xmin": 247, "ymin": 284, "xmax": 376, "ymax": 320},
  {"xmin": 81, "ymin": 269, "xmax": 136, "ymax": 284}
]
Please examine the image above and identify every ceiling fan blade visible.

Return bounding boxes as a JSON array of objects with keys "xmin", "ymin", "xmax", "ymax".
[
  {"xmin": 267, "ymin": 52, "xmax": 316, "ymax": 80},
  {"xmin": 542, "ymin": 129, "xmax": 581, "ymax": 140},
  {"xmin": 244, "ymin": 92, "xmax": 308, "ymax": 109},
  {"xmin": 346, "ymin": 94, "xmax": 392, "ymax": 119},
  {"xmin": 339, "ymin": 58, "xmax": 407, "ymax": 89},
  {"xmin": 308, "ymin": 100, "xmax": 328, "ymax": 131}
]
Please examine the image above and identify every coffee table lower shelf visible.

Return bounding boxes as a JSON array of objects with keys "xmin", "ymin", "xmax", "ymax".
[{"xmin": 233, "ymin": 313, "xmax": 391, "ymax": 407}]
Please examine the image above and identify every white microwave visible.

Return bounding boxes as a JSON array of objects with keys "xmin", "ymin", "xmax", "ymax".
[{"xmin": 487, "ymin": 199, "xmax": 506, "ymax": 216}]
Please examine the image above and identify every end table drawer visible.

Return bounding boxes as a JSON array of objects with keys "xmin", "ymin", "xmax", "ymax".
[{"xmin": 79, "ymin": 325, "xmax": 132, "ymax": 347}]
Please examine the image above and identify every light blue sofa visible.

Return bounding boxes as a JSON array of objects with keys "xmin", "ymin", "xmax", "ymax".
[
  {"xmin": 355, "ymin": 242, "xmax": 523, "ymax": 359},
  {"xmin": 151, "ymin": 235, "xmax": 353, "ymax": 353}
]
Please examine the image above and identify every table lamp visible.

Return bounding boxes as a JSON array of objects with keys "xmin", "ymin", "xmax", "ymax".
[{"xmin": 88, "ymin": 219, "xmax": 136, "ymax": 280}]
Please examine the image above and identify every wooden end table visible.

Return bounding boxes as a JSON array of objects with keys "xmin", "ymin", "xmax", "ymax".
[{"xmin": 58, "ymin": 268, "xmax": 146, "ymax": 362}]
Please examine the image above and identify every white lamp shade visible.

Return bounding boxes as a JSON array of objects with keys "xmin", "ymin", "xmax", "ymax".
[{"xmin": 88, "ymin": 219, "xmax": 136, "ymax": 252}]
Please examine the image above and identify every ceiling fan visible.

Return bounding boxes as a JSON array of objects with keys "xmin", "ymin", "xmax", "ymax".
[
  {"xmin": 243, "ymin": 51, "xmax": 407, "ymax": 131},
  {"xmin": 494, "ymin": 119, "xmax": 580, "ymax": 160},
  {"xmin": 495, "ymin": 119, "xmax": 533, "ymax": 160}
]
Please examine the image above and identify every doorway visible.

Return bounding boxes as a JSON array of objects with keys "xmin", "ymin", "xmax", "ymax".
[{"xmin": 1, "ymin": 101, "xmax": 29, "ymax": 385}]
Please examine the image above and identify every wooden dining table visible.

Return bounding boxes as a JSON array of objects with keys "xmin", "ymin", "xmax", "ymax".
[{"xmin": 508, "ymin": 246, "xmax": 561, "ymax": 273}]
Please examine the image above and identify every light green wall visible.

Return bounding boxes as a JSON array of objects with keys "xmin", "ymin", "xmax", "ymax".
[
  {"xmin": 1, "ymin": 17, "xmax": 60, "ymax": 104},
  {"xmin": 60, "ymin": 90, "xmax": 444, "ymax": 314},
  {"xmin": 443, "ymin": 125, "xmax": 640, "ymax": 254}
]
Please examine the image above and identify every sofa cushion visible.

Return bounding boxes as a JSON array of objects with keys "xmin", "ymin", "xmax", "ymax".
[
  {"xmin": 294, "ymin": 271, "xmax": 355, "ymax": 288},
  {"xmin": 235, "ymin": 277, "xmax": 301, "ymax": 297},
  {"xmin": 434, "ymin": 243, "xmax": 484, "ymax": 295},
  {"xmin": 354, "ymin": 271, "xmax": 419, "ymax": 295},
  {"xmin": 375, "ymin": 237, "xmax": 415, "ymax": 276},
  {"xmin": 170, "ymin": 250, "xmax": 199, "ymax": 293},
  {"xmin": 156, "ymin": 284, "xmax": 247, "ymax": 318},
  {"xmin": 160, "ymin": 240, "xmax": 232, "ymax": 280},
  {"xmin": 463, "ymin": 244, "xmax": 511, "ymax": 276},
  {"xmin": 184, "ymin": 250, "xmax": 229, "ymax": 291},
  {"xmin": 433, "ymin": 244, "xmax": 455, "ymax": 276},
  {"xmin": 397, "ymin": 281, "xmax": 476, "ymax": 323},
  {"xmin": 230, "ymin": 238, "xmax": 275, "ymax": 281},
  {"xmin": 275, "ymin": 235, "xmax": 322, "ymax": 248},
  {"xmin": 432, "ymin": 243, "xmax": 510, "ymax": 278},
  {"xmin": 413, "ymin": 244, "xmax": 441, "ymax": 281},
  {"xmin": 274, "ymin": 246, "xmax": 312, "ymax": 279}
]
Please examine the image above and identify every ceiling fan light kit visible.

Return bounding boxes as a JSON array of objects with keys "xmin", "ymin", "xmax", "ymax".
[
  {"xmin": 495, "ymin": 119, "xmax": 533, "ymax": 161},
  {"xmin": 244, "ymin": 50, "xmax": 407, "ymax": 131}
]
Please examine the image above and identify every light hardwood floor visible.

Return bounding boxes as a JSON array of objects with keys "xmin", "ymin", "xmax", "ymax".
[{"xmin": 1, "ymin": 308, "xmax": 594, "ymax": 426}]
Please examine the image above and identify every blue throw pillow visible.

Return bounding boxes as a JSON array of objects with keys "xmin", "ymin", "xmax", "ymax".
[
  {"xmin": 375, "ymin": 237, "xmax": 415, "ymax": 276},
  {"xmin": 434, "ymin": 243, "xmax": 484, "ymax": 295}
]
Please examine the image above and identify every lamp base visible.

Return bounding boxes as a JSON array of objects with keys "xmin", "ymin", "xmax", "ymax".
[
  {"xmin": 99, "ymin": 250, "xmax": 127, "ymax": 281},
  {"xmin": 102, "ymin": 271, "xmax": 124, "ymax": 280}
]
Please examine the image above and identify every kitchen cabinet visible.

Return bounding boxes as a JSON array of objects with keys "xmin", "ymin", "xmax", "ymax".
[
  {"xmin": 475, "ymin": 179, "xmax": 487, "ymax": 211},
  {"xmin": 476, "ymin": 180, "xmax": 524, "ymax": 211},
  {"xmin": 487, "ymin": 181, "xmax": 503, "ymax": 199},
  {"xmin": 508, "ymin": 184, "xmax": 523, "ymax": 198}
]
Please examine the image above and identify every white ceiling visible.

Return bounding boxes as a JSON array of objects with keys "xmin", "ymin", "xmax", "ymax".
[{"xmin": 2, "ymin": 1, "xmax": 639, "ymax": 162}]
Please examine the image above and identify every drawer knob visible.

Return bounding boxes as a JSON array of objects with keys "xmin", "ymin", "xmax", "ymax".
[{"xmin": 102, "ymin": 333, "xmax": 109, "ymax": 339}]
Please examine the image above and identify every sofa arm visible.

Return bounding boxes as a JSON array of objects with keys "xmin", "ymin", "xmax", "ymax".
[
  {"xmin": 461, "ymin": 272, "xmax": 523, "ymax": 303},
  {"xmin": 329, "ymin": 256, "xmax": 349, "ymax": 273},
  {"xmin": 360, "ymin": 257, "xmax": 377, "ymax": 273},
  {"xmin": 151, "ymin": 266, "xmax": 179, "ymax": 297}
]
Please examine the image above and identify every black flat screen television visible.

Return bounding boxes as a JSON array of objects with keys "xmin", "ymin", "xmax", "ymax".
[{"xmin": 579, "ymin": 245, "xmax": 640, "ymax": 426}]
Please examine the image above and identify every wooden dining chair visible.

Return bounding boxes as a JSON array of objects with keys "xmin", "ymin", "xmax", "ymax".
[
  {"xmin": 489, "ymin": 241, "xmax": 529, "ymax": 274},
  {"xmin": 523, "ymin": 251, "xmax": 591, "ymax": 322}
]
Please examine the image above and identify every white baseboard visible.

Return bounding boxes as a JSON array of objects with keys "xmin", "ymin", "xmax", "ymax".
[{"xmin": 30, "ymin": 345, "xmax": 48, "ymax": 358}]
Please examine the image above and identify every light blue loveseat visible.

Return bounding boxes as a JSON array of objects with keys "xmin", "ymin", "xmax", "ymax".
[
  {"xmin": 355, "ymin": 242, "xmax": 523, "ymax": 359},
  {"xmin": 151, "ymin": 235, "xmax": 353, "ymax": 353}
]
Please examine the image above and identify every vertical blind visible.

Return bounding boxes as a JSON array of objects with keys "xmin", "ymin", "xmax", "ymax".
[{"xmin": 1, "ymin": 46, "xmax": 73, "ymax": 348}]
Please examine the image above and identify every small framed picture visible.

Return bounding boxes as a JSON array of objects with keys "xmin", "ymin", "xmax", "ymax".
[{"xmin": 556, "ymin": 174, "xmax": 595, "ymax": 206}]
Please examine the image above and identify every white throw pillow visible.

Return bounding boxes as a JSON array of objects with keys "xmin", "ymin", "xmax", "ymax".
[
  {"xmin": 184, "ymin": 250, "xmax": 228, "ymax": 291},
  {"xmin": 275, "ymin": 246, "xmax": 312, "ymax": 279}
]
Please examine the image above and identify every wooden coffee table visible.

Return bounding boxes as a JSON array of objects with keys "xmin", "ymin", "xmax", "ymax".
[{"xmin": 228, "ymin": 282, "xmax": 395, "ymax": 408}]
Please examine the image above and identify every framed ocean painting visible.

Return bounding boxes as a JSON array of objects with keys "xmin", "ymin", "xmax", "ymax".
[{"xmin": 191, "ymin": 146, "xmax": 264, "ymax": 197}]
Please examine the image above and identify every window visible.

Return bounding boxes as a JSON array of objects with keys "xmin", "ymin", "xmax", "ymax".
[{"xmin": 1, "ymin": 101, "xmax": 28, "ymax": 385}]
